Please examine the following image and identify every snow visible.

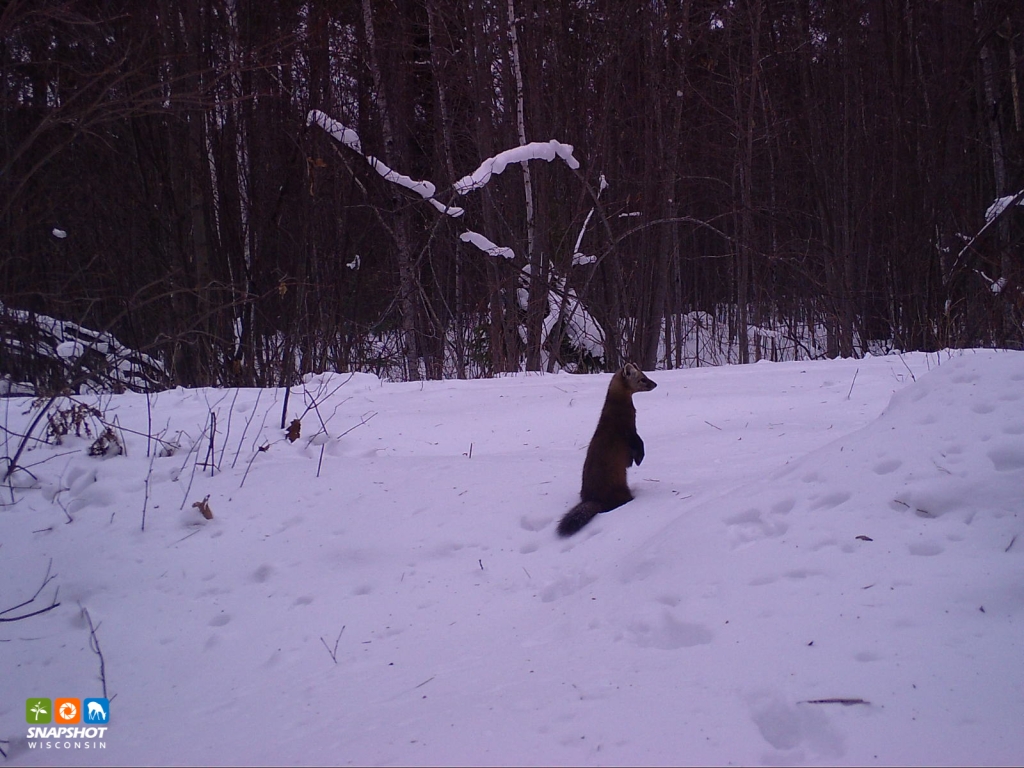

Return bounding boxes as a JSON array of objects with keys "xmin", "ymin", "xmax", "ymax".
[
  {"xmin": 307, "ymin": 109, "xmax": 464, "ymax": 218},
  {"xmin": 2, "ymin": 350, "xmax": 1023, "ymax": 766},
  {"xmin": 0, "ymin": 302, "xmax": 166, "ymax": 394},
  {"xmin": 459, "ymin": 230, "xmax": 516, "ymax": 260},
  {"xmin": 454, "ymin": 141, "xmax": 581, "ymax": 194},
  {"xmin": 366, "ymin": 157, "xmax": 436, "ymax": 198},
  {"xmin": 54, "ymin": 340, "xmax": 85, "ymax": 359},
  {"xmin": 51, "ymin": 229, "xmax": 67, "ymax": 239},
  {"xmin": 985, "ymin": 191, "xmax": 1024, "ymax": 222},
  {"xmin": 571, "ymin": 252, "xmax": 598, "ymax": 266},
  {"xmin": 306, "ymin": 109, "xmax": 363, "ymax": 154}
]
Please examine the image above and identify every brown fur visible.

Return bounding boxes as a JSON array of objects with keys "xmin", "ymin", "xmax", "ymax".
[{"xmin": 557, "ymin": 363, "xmax": 657, "ymax": 537}]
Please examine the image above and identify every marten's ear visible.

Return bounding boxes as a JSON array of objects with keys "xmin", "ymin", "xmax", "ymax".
[{"xmin": 623, "ymin": 362, "xmax": 638, "ymax": 375}]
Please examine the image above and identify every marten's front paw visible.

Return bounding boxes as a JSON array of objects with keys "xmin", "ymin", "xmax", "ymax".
[{"xmin": 631, "ymin": 434, "xmax": 645, "ymax": 466}]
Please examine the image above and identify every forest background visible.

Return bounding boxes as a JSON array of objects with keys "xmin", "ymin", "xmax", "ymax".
[{"xmin": 2, "ymin": 0, "xmax": 1023, "ymax": 390}]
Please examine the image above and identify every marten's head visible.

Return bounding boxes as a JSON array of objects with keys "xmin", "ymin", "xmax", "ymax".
[{"xmin": 620, "ymin": 362, "xmax": 657, "ymax": 393}]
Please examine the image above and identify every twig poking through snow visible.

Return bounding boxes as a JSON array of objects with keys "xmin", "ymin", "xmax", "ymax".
[
  {"xmin": 320, "ymin": 625, "xmax": 345, "ymax": 664},
  {"xmin": 81, "ymin": 605, "xmax": 109, "ymax": 699},
  {"xmin": 232, "ymin": 388, "xmax": 262, "ymax": 469},
  {"xmin": 846, "ymin": 368, "xmax": 859, "ymax": 400},
  {"xmin": 141, "ymin": 455, "xmax": 155, "ymax": 531},
  {"xmin": 898, "ymin": 354, "xmax": 917, "ymax": 383},
  {"xmin": 0, "ymin": 558, "xmax": 60, "ymax": 622}
]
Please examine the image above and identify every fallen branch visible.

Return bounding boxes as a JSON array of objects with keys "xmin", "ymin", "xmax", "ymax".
[
  {"xmin": 0, "ymin": 558, "xmax": 60, "ymax": 622},
  {"xmin": 801, "ymin": 698, "xmax": 870, "ymax": 706}
]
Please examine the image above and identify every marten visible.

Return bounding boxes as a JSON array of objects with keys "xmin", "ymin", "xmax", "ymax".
[{"xmin": 557, "ymin": 363, "xmax": 657, "ymax": 537}]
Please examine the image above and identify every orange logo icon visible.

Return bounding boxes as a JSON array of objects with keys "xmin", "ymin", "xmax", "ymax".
[{"xmin": 54, "ymin": 698, "xmax": 81, "ymax": 724}]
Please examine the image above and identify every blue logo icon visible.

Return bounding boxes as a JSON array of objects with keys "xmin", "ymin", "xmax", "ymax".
[{"xmin": 82, "ymin": 698, "xmax": 109, "ymax": 724}]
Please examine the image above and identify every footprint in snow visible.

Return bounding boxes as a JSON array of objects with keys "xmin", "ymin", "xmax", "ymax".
[
  {"xmin": 747, "ymin": 691, "xmax": 845, "ymax": 759},
  {"xmin": 872, "ymin": 458, "xmax": 901, "ymax": 475},
  {"xmin": 625, "ymin": 610, "xmax": 713, "ymax": 650},
  {"xmin": 724, "ymin": 508, "xmax": 788, "ymax": 548},
  {"xmin": 908, "ymin": 542, "xmax": 943, "ymax": 556},
  {"xmin": 988, "ymin": 444, "xmax": 1024, "ymax": 472}
]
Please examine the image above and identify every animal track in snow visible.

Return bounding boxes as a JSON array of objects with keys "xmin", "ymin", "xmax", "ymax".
[
  {"xmin": 771, "ymin": 497, "xmax": 795, "ymax": 515},
  {"xmin": 809, "ymin": 490, "xmax": 851, "ymax": 511},
  {"xmin": 540, "ymin": 573, "xmax": 595, "ymax": 602},
  {"xmin": 617, "ymin": 556, "xmax": 659, "ymax": 584},
  {"xmin": 908, "ymin": 542, "xmax": 943, "ymax": 556},
  {"xmin": 988, "ymin": 444, "xmax": 1024, "ymax": 472},
  {"xmin": 750, "ymin": 569, "xmax": 821, "ymax": 586},
  {"xmin": 724, "ymin": 508, "xmax": 788, "ymax": 547},
  {"xmin": 952, "ymin": 372, "xmax": 980, "ymax": 384},
  {"xmin": 519, "ymin": 514, "xmax": 549, "ymax": 532},
  {"xmin": 747, "ymin": 692, "xmax": 845, "ymax": 757},
  {"xmin": 626, "ymin": 611, "xmax": 713, "ymax": 650},
  {"xmin": 872, "ymin": 458, "xmax": 902, "ymax": 475}
]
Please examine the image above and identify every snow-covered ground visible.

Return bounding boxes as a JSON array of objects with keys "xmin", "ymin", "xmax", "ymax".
[{"xmin": 2, "ymin": 350, "xmax": 1022, "ymax": 766}]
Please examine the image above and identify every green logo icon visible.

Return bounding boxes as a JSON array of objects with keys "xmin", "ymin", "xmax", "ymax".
[{"xmin": 26, "ymin": 698, "xmax": 51, "ymax": 724}]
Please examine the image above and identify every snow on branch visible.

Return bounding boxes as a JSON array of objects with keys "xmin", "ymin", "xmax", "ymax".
[
  {"xmin": 571, "ymin": 173, "xmax": 608, "ymax": 266},
  {"xmin": 308, "ymin": 109, "xmax": 363, "ymax": 153},
  {"xmin": 977, "ymin": 270, "xmax": 1008, "ymax": 295},
  {"xmin": 985, "ymin": 190, "xmax": 1024, "ymax": 222},
  {"xmin": 307, "ymin": 109, "xmax": 464, "ymax": 218},
  {"xmin": 454, "ymin": 141, "xmax": 581, "ymax": 195},
  {"xmin": 459, "ymin": 231, "xmax": 516, "ymax": 260},
  {"xmin": 0, "ymin": 302, "xmax": 168, "ymax": 394}
]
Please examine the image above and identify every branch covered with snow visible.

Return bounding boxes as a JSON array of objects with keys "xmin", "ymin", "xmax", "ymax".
[
  {"xmin": 307, "ymin": 109, "xmax": 464, "ymax": 218},
  {"xmin": 454, "ymin": 141, "xmax": 581, "ymax": 195},
  {"xmin": 459, "ymin": 231, "xmax": 515, "ymax": 260},
  {"xmin": 307, "ymin": 109, "xmax": 363, "ymax": 153},
  {"xmin": 571, "ymin": 173, "xmax": 607, "ymax": 266},
  {"xmin": 977, "ymin": 270, "xmax": 1009, "ymax": 295},
  {"xmin": 0, "ymin": 302, "xmax": 169, "ymax": 394},
  {"xmin": 985, "ymin": 190, "xmax": 1024, "ymax": 222}
]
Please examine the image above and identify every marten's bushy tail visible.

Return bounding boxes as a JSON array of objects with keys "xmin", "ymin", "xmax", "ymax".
[{"xmin": 557, "ymin": 500, "xmax": 608, "ymax": 537}]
